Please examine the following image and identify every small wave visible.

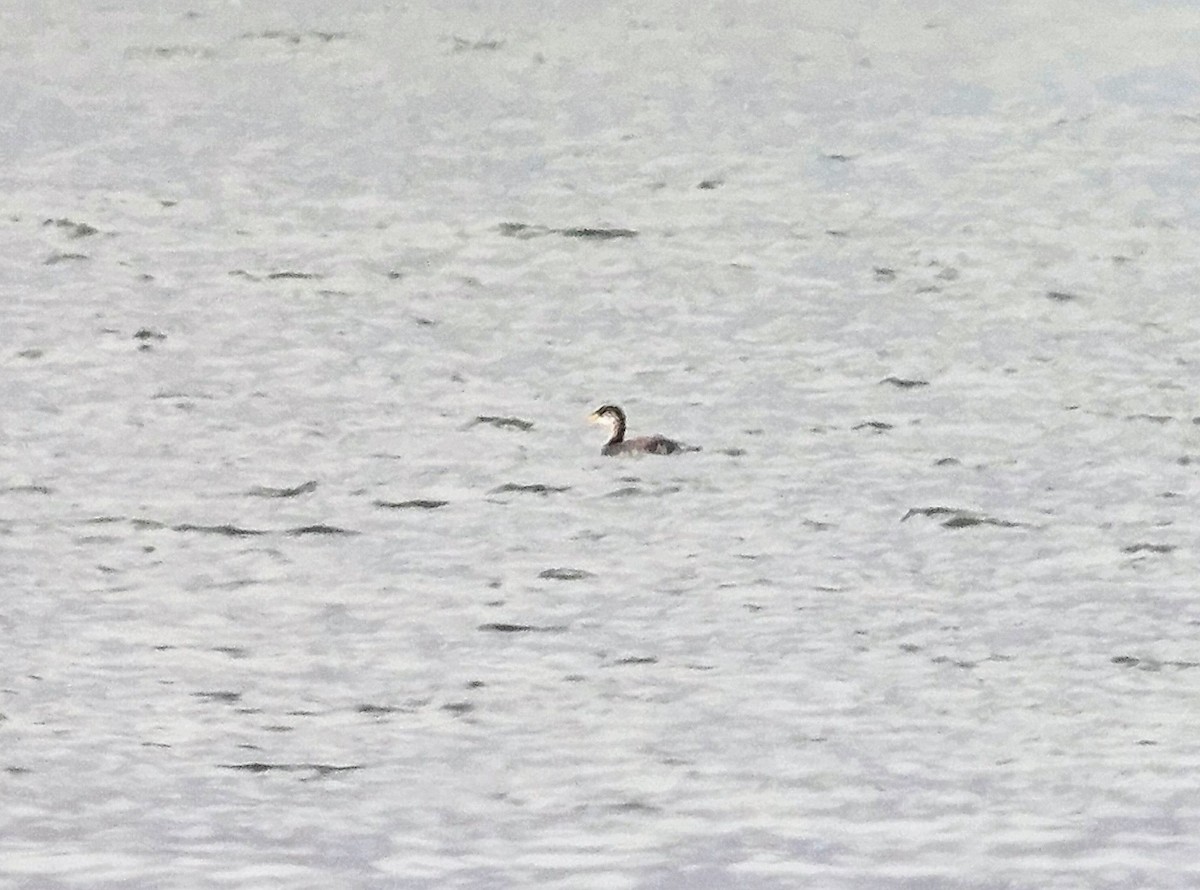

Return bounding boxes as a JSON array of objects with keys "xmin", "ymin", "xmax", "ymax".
[
  {"xmin": 1122, "ymin": 542, "xmax": 1174, "ymax": 554},
  {"xmin": 489, "ymin": 483, "xmax": 570, "ymax": 496},
  {"xmin": 285, "ymin": 524, "xmax": 357, "ymax": 536},
  {"xmin": 497, "ymin": 221, "xmax": 638, "ymax": 240},
  {"xmin": 471, "ymin": 415, "xmax": 534, "ymax": 431},
  {"xmin": 901, "ymin": 506, "xmax": 1024, "ymax": 529},
  {"xmin": 374, "ymin": 498, "xmax": 448, "ymax": 510},
  {"xmin": 538, "ymin": 567, "xmax": 594, "ymax": 581},
  {"xmin": 173, "ymin": 523, "xmax": 267, "ymax": 537},
  {"xmin": 220, "ymin": 762, "xmax": 362, "ymax": 776},
  {"xmin": 247, "ymin": 480, "xmax": 318, "ymax": 498}
]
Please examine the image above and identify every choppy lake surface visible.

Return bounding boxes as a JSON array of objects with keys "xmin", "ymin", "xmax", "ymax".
[{"xmin": 5, "ymin": 1, "xmax": 1200, "ymax": 887}]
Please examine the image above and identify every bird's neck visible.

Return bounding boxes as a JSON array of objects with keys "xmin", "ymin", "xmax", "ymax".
[{"xmin": 608, "ymin": 416, "xmax": 625, "ymax": 444}]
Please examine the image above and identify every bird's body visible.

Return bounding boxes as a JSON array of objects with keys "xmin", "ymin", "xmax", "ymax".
[
  {"xmin": 588, "ymin": 404, "xmax": 696, "ymax": 456},
  {"xmin": 603, "ymin": 434, "xmax": 685, "ymax": 456}
]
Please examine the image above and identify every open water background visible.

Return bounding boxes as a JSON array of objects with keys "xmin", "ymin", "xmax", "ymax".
[{"xmin": 4, "ymin": 1, "xmax": 1200, "ymax": 887}]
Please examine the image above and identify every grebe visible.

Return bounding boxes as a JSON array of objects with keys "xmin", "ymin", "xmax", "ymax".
[{"xmin": 588, "ymin": 404, "xmax": 696, "ymax": 456}]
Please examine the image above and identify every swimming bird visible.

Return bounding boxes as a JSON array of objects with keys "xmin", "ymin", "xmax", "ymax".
[{"xmin": 588, "ymin": 404, "xmax": 696, "ymax": 456}]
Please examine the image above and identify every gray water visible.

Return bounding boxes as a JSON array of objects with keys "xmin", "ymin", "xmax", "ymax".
[{"xmin": 5, "ymin": 2, "xmax": 1200, "ymax": 887}]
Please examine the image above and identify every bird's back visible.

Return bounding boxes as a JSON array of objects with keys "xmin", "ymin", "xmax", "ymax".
[{"xmin": 602, "ymin": 435, "xmax": 693, "ymax": 456}]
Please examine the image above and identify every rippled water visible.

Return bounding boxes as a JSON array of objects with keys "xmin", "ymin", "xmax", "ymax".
[{"xmin": 5, "ymin": 1, "xmax": 1200, "ymax": 887}]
